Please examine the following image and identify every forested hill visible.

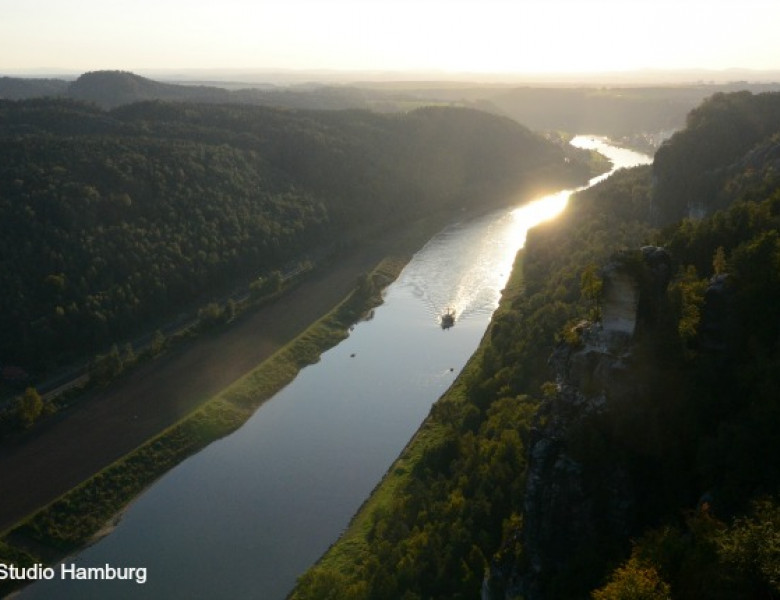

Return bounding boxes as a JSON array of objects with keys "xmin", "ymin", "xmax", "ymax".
[
  {"xmin": 67, "ymin": 70, "xmax": 232, "ymax": 107},
  {"xmin": 0, "ymin": 98, "xmax": 593, "ymax": 376},
  {"xmin": 0, "ymin": 71, "xmax": 371, "ymax": 110},
  {"xmin": 291, "ymin": 90, "xmax": 780, "ymax": 599},
  {"xmin": 653, "ymin": 90, "xmax": 780, "ymax": 223}
]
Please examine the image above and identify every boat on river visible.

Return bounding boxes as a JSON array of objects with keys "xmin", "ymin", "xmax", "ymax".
[{"xmin": 440, "ymin": 308, "xmax": 455, "ymax": 329}]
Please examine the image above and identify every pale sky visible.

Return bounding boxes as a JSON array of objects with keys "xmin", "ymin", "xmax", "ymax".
[{"xmin": 2, "ymin": 0, "xmax": 780, "ymax": 76}]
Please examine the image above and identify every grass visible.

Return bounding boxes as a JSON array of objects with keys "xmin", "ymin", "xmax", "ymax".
[{"xmin": 0, "ymin": 257, "xmax": 406, "ymax": 598}]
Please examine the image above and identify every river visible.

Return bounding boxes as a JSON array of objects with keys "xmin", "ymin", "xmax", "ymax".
[{"xmin": 19, "ymin": 137, "xmax": 651, "ymax": 600}]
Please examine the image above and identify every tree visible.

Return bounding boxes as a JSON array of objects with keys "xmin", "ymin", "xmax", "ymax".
[
  {"xmin": 249, "ymin": 277, "xmax": 266, "ymax": 301},
  {"xmin": 717, "ymin": 498, "xmax": 780, "ymax": 595},
  {"xmin": 266, "ymin": 271, "xmax": 283, "ymax": 294},
  {"xmin": 197, "ymin": 302, "xmax": 224, "ymax": 330},
  {"xmin": 89, "ymin": 344, "xmax": 124, "ymax": 384},
  {"xmin": 17, "ymin": 387, "xmax": 43, "ymax": 428},
  {"xmin": 580, "ymin": 263, "xmax": 604, "ymax": 320},
  {"xmin": 712, "ymin": 246, "xmax": 727, "ymax": 275},
  {"xmin": 669, "ymin": 265, "xmax": 706, "ymax": 347},
  {"xmin": 224, "ymin": 299, "xmax": 236, "ymax": 323},
  {"xmin": 150, "ymin": 330, "xmax": 166, "ymax": 356},
  {"xmin": 591, "ymin": 557, "xmax": 671, "ymax": 600},
  {"xmin": 123, "ymin": 342, "xmax": 136, "ymax": 367}
]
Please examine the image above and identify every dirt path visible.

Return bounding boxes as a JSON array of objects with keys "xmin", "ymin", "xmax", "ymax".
[{"xmin": 0, "ymin": 220, "xmax": 442, "ymax": 534}]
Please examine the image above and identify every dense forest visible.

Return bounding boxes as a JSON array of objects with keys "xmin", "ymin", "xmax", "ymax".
[
  {"xmin": 0, "ymin": 97, "xmax": 593, "ymax": 379},
  {"xmin": 291, "ymin": 91, "xmax": 780, "ymax": 599}
]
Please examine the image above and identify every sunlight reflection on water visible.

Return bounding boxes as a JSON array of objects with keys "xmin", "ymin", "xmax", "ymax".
[
  {"xmin": 399, "ymin": 135, "xmax": 650, "ymax": 329},
  {"xmin": 401, "ymin": 187, "xmax": 572, "ymax": 326}
]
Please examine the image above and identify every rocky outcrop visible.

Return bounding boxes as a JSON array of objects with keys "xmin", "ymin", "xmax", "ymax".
[
  {"xmin": 600, "ymin": 265, "xmax": 639, "ymax": 337},
  {"xmin": 699, "ymin": 273, "xmax": 735, "ymax": 359},
  {"xmin": 517, "ymin": 320, "xmax": 637, "ymax": 599},
  {"xmin": 487, "ymin": 248, "xmax": 672, "ymax": 599}
]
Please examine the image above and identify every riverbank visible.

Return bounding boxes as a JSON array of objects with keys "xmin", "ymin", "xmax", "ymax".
[
  {"xmin": 0, "ymin": 198, "xmax": 482, "ymax": 584},
  {"xmin": 0, "ymin": 253, "xmax": 410, "ymax": 597},
  {"xmin": 0, "ymin": 205, "xmax": 460, "ymax": 522}
]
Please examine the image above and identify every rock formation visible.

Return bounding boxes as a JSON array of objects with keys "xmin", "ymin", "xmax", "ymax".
[{"xmin": 488, "ymin": 248, "xmax": 673, "ymax": 599}]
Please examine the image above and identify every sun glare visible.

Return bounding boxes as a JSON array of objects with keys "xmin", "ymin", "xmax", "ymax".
[
  {"xmin": 510, "ymin": 189, "xmax": 571, "ymax": 248},
  {"xmin": 2, "ymin": 0, "xmax": 780, "ymax": 73}
]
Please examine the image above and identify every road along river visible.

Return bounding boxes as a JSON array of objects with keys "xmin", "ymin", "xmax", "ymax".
[{"xmin": 20, "ymin": 136, "xmax": 651, "ymax": 599}]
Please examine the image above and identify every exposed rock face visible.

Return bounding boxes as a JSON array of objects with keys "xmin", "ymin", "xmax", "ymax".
[
  {"xmin": 637, "ymin": 246, "xmax": 673, "ymax": 329},
  {"xmin": 600, "ymin": 266, "xmax": 639, "ymax": 337},
  {"xmin": 489, "ymin": 248, "xmax": 672, "ymax": 599},
  {"xmin": 598, "ymin": 246, "xmax": 672, "ymax": 341},
  {"xmin": 699, "ymin": 273, "xmax": 735, "ymax": 358},
  {"xmin": 517, "ymin": 322, "xmax": 636, "ymax": 599}
]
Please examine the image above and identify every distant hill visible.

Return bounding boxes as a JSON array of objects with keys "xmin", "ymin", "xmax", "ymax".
[
  {"xmin": 0, "ymin": 70, "xmax": 373, "ymax": 111},
  {"xmin": 0, "ymin": 76, "xmax": 69, "ymax": 100},
  {"xmin": 67, "ymin": 70, "xmax": 232, "ymax": 108}
]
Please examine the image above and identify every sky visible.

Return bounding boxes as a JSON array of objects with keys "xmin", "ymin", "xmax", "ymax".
[{"xmin": 2, "ymin": 0, "xmax": 780, "ymax": 78}]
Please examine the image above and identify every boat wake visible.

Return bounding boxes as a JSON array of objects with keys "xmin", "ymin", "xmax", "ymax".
[
  {"xmin": 399, "ymin": 211, "xmax": 519, "ymax": 326},
  {"xmin": 399, "ymin": 189, "xmax": 577, "ymax": 328}
]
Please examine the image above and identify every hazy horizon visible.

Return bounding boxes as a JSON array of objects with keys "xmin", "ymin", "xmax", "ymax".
[
  {"xmin": 4, "ymin": 0, "xmax": 780, "ymax": 83},
  {"xmin": 5, "ymin": 66, "xmax": 780, "ymax": 90}
]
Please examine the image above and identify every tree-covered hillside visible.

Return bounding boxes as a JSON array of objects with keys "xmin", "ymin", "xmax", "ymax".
[
  {"xmin": 67, "ymin": 70, "xmax": 232, "ymax": 107},
  {"xmin": 0, "ymin": 76, "xmax": 69, "ymax": 100},
  {"xmin": 653, "ymin": 90, "xmax": 780, "ymax": 223},
  {"xmin": 0, "ymin": 98, "xmax": 592, "ymax": 375},
  {"xmin": 0, "ymin": 71, "xmax": 376, "ymax": 111},
  {"xmin": 291, "ymin": 91, "xmax": 780, "ymax": 599}
]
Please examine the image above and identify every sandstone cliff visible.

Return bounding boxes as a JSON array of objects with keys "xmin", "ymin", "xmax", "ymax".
[{"xmin": 488, "ymin": 248, "xmax": 674, "ymax": 599}]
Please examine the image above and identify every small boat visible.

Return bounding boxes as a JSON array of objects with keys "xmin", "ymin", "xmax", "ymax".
[{"xmin": 440, "ymin": 308, "xmax": 455, "ymax": 329}]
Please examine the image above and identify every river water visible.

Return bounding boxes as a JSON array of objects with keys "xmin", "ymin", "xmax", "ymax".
[{"xmin": 20, "ymin": 137, "xmax": 651, "ymax": 600}]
